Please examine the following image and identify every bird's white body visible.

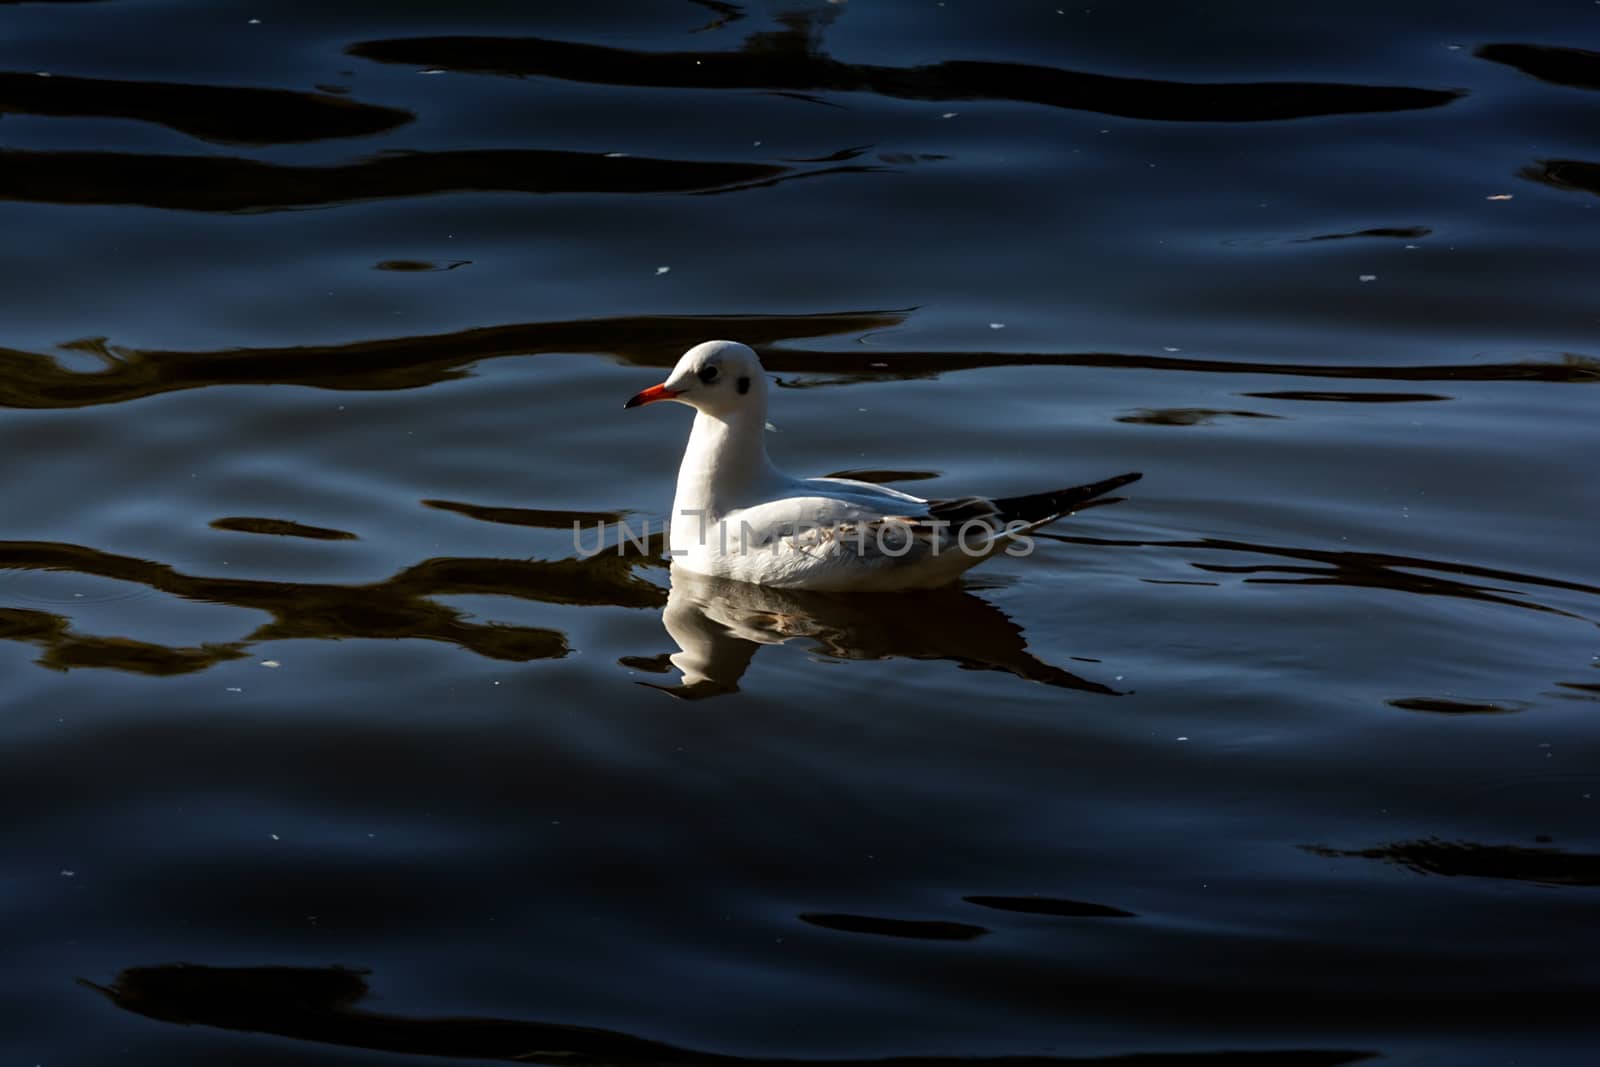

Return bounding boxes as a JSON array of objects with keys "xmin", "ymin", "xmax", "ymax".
[
  {"xmin": 666, "ymin": 410, "xmax": 1016, "ymax": 591},
  {"xmin": 626, "ymin": 341, "xmax": 1137, "ymax": 592}
]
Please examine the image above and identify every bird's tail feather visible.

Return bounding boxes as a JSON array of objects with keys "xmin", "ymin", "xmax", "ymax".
[{"xmin": 992, "ymin": 471, "xmax": 1142, "ymax": 527}]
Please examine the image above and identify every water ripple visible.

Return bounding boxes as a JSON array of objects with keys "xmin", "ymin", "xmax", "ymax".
[
  {"xmin": 83, "ymin": 963, "xmax": 1380, "ymax": 1066},
  {"xmin": 1476, "ymin": 43, "xmax": 1600, "ymax": 92},
  {"xmin": 0, "ymin": 70, "xmax": 411, "ymax": 144},
  {"xmin": 348, "ymin": 30, "xmax": 1462, "ymax": 122},
  {"xmin": 0, "ymin": 146, "xmax": 790, "ymax": 212},
  {"xmin": 1305, "ymin": 839, "xmax": 1600, "ymax": 887},
  {"xmin": 4, "ymin": 311, "xmax": 1593, "ymax": 411},
  {"xmin": 0, "ymin": 540, "xmax": 666, "ymax": 674}
]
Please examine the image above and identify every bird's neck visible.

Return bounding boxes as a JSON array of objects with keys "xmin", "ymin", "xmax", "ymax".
[{"xmin": 671, "ymin": 408, "xmax": 779, "ymax": 530}]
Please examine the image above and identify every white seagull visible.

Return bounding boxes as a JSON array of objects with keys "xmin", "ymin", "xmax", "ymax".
[{"xmin": 625, "ymin": 340, "xmax": 1140, "ymax": 591}]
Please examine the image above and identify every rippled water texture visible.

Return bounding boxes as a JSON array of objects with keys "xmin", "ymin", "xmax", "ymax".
[{"xmin": 3, "ymin": 2, "xmax": 1598, "ymax": 1065}]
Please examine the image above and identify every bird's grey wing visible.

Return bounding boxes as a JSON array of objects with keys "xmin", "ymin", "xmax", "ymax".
[
  {"xmin": 722, "ymin": 494, "xmax": 949, "ymax": 563},
  {"xmin": 806, "ymin": 476, "xmax": 929, "ymax": 508},
  {"xmin": 722, "ymin": 494, "xmax": 896, "ymax": 549}
]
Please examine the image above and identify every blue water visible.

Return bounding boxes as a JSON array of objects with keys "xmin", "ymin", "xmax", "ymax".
[{"xmin": 3, "ymin": 2, "xmax": 1598, "ymax": 1064}]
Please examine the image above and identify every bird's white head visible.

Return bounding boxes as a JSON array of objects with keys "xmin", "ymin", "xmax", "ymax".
[{"xmin": 624, "ymin": 340, "xmax": 767, "ymax": 419}]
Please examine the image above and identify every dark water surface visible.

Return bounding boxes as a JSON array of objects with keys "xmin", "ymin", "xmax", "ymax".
[{"xmin": 4, "ymin": 2, "xmax": 1598, "ymax": 1064}]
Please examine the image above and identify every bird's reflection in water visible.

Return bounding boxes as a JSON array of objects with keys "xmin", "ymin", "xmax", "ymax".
[{"xmin": 645, "ymin": 564, "xmax": 1121, "ymax": 700}]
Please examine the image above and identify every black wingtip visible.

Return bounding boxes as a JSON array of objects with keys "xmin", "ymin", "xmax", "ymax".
[
  {"xmin": 993, "ymin": 471, "xmax": 1143, "ymax": 526},
  {"xmin": 1100, "ymin": 471, "xmax": 1143, "ymax": 491},
  {"xmin": 1053, "ymin": 471, "xmax": 1143, "ymax": 505}
]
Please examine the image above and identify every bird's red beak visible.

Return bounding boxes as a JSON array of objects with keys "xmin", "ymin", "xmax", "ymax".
[{"xmin": 624, "ymin": 383, "xmax": 680, "ymax": 409}]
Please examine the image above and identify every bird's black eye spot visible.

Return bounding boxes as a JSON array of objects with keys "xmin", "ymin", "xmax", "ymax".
[
  {"xmin": 697, "ymin": 364, "xmax": 720, "ymax": 384},
  {"xmin": 737, "ymin": 375, "xmax": 751, "ymax": 395}
]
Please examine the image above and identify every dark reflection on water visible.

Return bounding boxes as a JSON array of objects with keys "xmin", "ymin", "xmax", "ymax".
[
  {"xmin": 964, "ymin": 896, "xmax": 1137, "ymax": 920},
  {"xmin": 1047, "ymin": 533, "xmax": 1600, "ymax": 621},
  {"xmin": 349, "ymin": 27, "xmax": 1462, "ymax": 122},
  {"xmin": 0, "ymin": 605, "xmax": 248, "ymax": 675},
  {"xmin": 1239, "ymin": 391, "xmax": 1449, "ymax": 404},
  {"xmin": 0, "ymin": 146, "xmax": 796, "ymax": 212},
  {"xmin": 83, "ymin": 965, "xmax": 1378, "ymax": 1067},
  {"xmin": 0, "ymin": 539, "xmax": 666, "ymax": 673},
  {"xmin": 1115, "ymin": 408, "xmax": 1281, "ymax": 426},
  {"xmin": 798, "ymin": 913, "xmax": 990, "ymax": 941},
  {"xmin": 0, "ymin": 71, "xmax": 412, "ymax": 144},
  {"xmin": 1477, "ymin": 43, "xmax": 1600, "ymax": 91},
  {"xmin": 770, "ymin": 346, "xmax": 1600, "ymax": 386},
  {"xmin": 1294, "ymin": 226, "xmax": 1432, "ymax": 243},
  {"xmin": 422, "ymin": 498, "xmax": 627, "ymax": 530},
  {"xmin": 208, "ymin": 517, "xmax": 359, "ymax": 541},
  {"xmin": 820, "ymin": 468, "xmax": 942, "ymax": 484},
  {"xmin": 374, "ymin": 259, "xmax": 471, "ymax": 272},
  {"xmin": 1521, "ymin": 158, "xmax": 1600, "ymax": 197},
  {"xmin": 688, "ymin": 0, "xmax": 746, "ymax": 35},
  {"xmin": 1306, "ymin": 840, "xmax": 1600, "ymax": 887},
  {"xmin": 6, "ymin": 310, "xmax": 1595, "ymax": 410},
  {"xmin": 0, "ymin": 311, "xmax": 903, "ymax": 408},
  {"xmin": 1387, "ymin": 697, "xmax": 1528, "ymax": 715},
  {"xmin": 649, "ymin": 564, "xmax": 1121, "ymax": 700}
]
